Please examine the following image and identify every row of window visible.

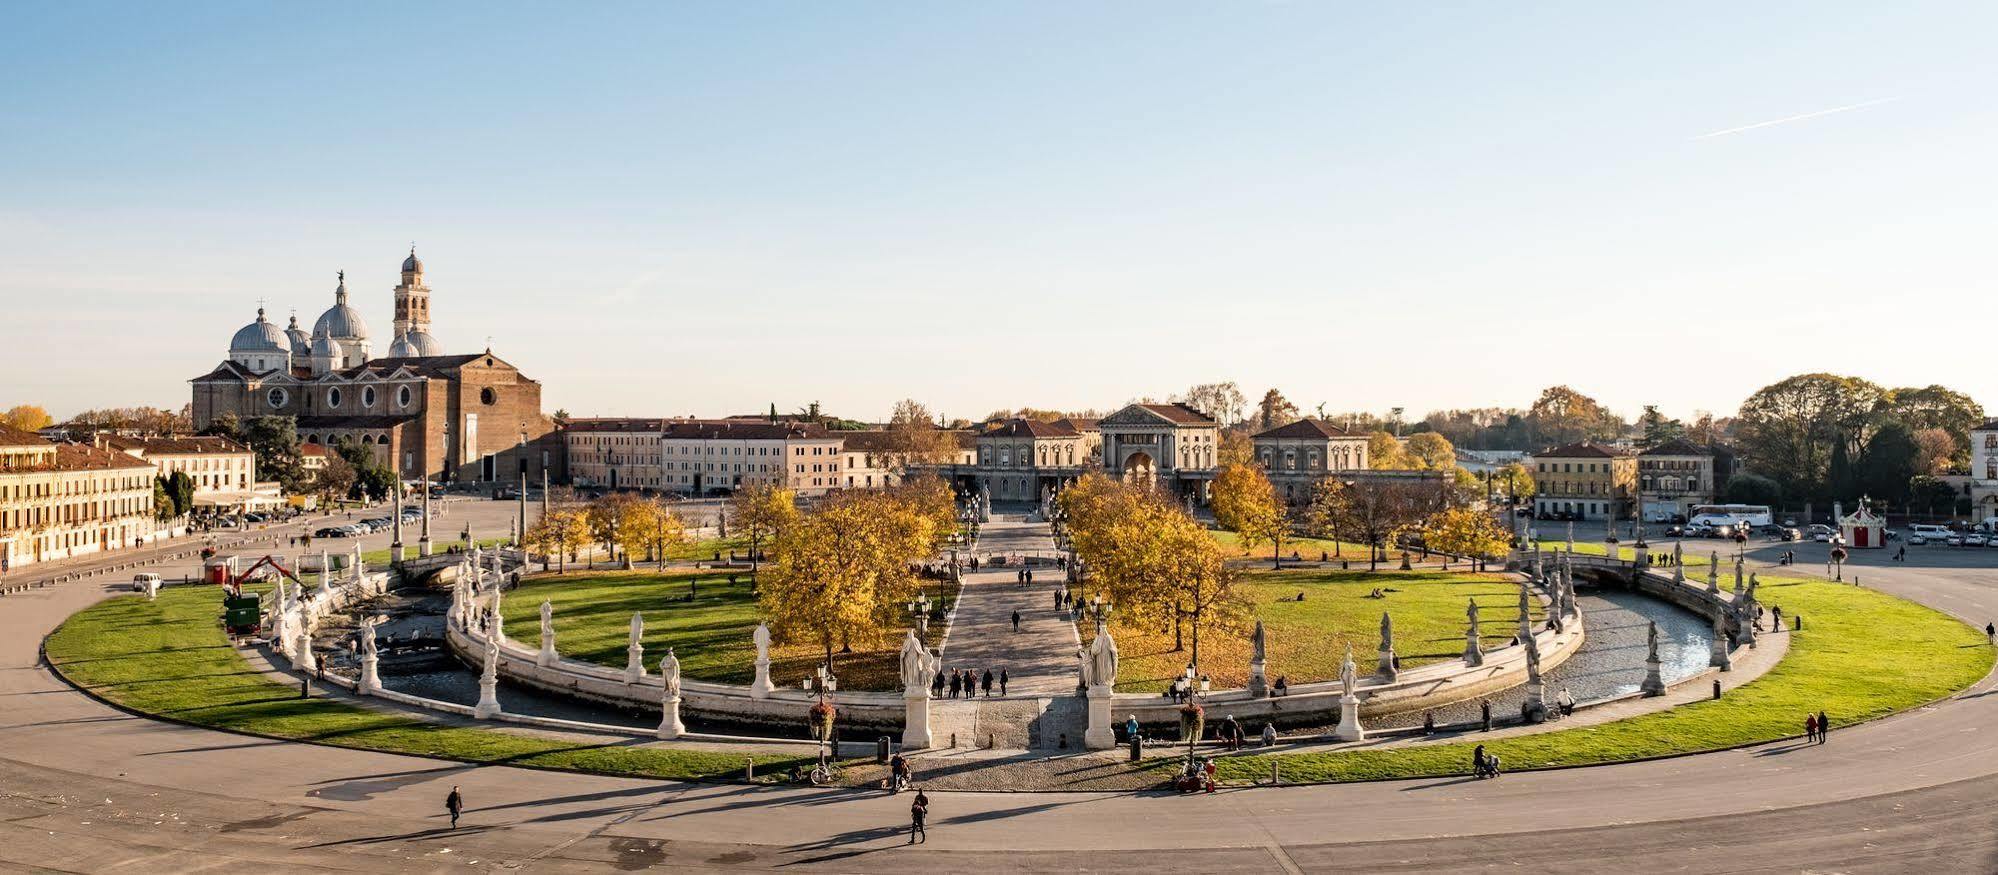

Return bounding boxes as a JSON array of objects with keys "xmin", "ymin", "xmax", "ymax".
[
  {"xmin": 1537, "ymin": 461, "xmax": 1619, "ymax": 474},
  {"xmin": 1256, "ymin": 448, "xmax": 1362, "ymax": 473},
  {"xmin": 0, "ymin": 474, "xmax": 153, "ymax": 501}
]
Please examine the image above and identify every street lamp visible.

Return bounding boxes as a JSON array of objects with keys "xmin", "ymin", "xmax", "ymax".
[{"xmin": 1088, "ymin": 593, "xmax": 1113, "ymax": 625}]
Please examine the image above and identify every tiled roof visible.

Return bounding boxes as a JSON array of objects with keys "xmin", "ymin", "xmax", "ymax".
[
  {"xmin": 103, "ymin": 435, "xmax": 250, "ymax": 456},
  {"xmin": 836, "ymin": 430, "xmax": 900, "ymax": 451},
  {"xmin": 563, "ymin": 418, "xmax": 666, "ymax": 433},
  {"xmin": 52, "ymin": 444, "xmax": 155, "ymax": 473},
  {"xmin": 1055, "ymin": 417, "xmax": 1100, "ymax": 433},
  {"xmin": 1138, "ymin": 403, "xmax": 1219, "ymax": 426},
  {"xmin": 983, "ymin": 419, "xmax": 1079, "ymax": 438},
  {"xmin": 1639, "ymin": 438, "xmax": 1713, "ymax": 457},
  {"xmin": 331, "ymin": 353, "xmax": 491, "ymax": 379},
  {"xmin": 1534, "ymin": 441, "xmax": 1628, "ymax": 459},
  {"xmin": 661, "ymin": 421, "xmax": 832, "ymax": 441},
  {"xmin": 0, "ymin": 425, "xmax": 50, "ymax": 447},
  {"xmin": 1254, "ymin": 419, "xmax": 1354, "ymax": 440},
  {"xmin": 300, "ymin": 442, "xmax": 333, "ymax": 457}
]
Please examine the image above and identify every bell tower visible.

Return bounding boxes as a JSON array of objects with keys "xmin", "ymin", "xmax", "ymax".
[{"xmin": 393, "ymin": 245, "xmax": 431, "ymax": 339}]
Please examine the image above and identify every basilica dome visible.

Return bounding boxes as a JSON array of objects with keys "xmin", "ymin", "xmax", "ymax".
[
  {"xmin": 229, "ymin": 308, "xmax": 287, "ymax": 353},
  {"xmin": 386, "ymin": 329, "xmax": 444, "ymax": 358},
  {"xmin": 284, "ymin": 314, "xmax": 311, "ymax": 357},
  {"xmin": 313, "ymin": 272, "xmax": 370, "ymax": 341}
]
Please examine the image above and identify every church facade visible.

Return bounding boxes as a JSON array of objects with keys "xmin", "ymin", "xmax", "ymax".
[{"xmin": 190, "ymin": 250, "xmax": 561, "ymax": 485}]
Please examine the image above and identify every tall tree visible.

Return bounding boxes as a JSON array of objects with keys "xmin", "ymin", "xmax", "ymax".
[
  {"xmin": 1911, "ymin": 428, "xmax": 1957, "ymax": 477},
  {"xmin": 1881, "ymin": 385, "xmax": 1983, "ymax": 466},
  {"xmin": 238, "ymin": 416, "xmax": 307, "ymax": 493},
  {"xmin": 1366, "ymin": 431, "xmax": 1406, "ymax": 469},
  {"xmin": 1402, "ymin": 432, "xmax": 1457, "ymax": 471},
  {"xmin": 1526, "ymin": 386, "xmax": 1624, "ymax": 446},
  {"xmin": 1255, "ymin": 389, "xmax": 1301, "ymax": 431},
  {"xmin": 728, "ymin": 483, "xmax": 799, "ymax": 575},
  {"xmin": 1855, "ymin": 422, "xmax": 1917, "ymax": 506},
  {"xmin": 1735, "ymin": 373, "xmax": 1885, "ymax": 503},
  {"xmin": 1210, "ymin": 464, "xmax": 1288, "ymax": 569},
  {"xmin": 1, "ymin": 405, "xmax": 52, "ymax": 431},
  {"xmin": 1423, "ymin": 507, "xmax": 1512, "ymax": 558},
  {"xmin": 886, "ymin": 399, "xmax": 954, "ymax": 466},
  {"xmin": 1180, "ymin": 382, "xmax": 1247, "ymax": 426},
  {"xmin": 1637, "ymin": 405, "xmax": 1685, "ymax": 449},
  {"xmin": 759, "ymin": 490, "xmax": 937, "ymax": 670},
  {"xmin": 1329, "ymin": 478, "xmax": 1447, "ymax": 571}
]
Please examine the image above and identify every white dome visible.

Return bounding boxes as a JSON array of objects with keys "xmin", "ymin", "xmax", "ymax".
[
  {"xmin": 386, "ymin": 329, "xmax": 444, "ymax": 358},
  {"xmin": 311, "ymin": 330, "xmax": 339, "ymax": 358},
  {"xmin": 230, "ymin": 308, "xmax": 287, "ymax": 352},
  {"xmin": 313, "ymin": 271, "xmax": 369, "ymax": 341},
  {"xmin": 284, "ymin": 315, "xmax": 311, "ymax": 357}
]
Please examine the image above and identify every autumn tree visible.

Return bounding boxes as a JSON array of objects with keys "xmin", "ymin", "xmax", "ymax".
[
  {"xmin": 758, "ymin": 490, "xmax": 938, "ymax": 671},
  {"xmin": 728, "ymin": 483, "xmax": 798, "ymax": 574},
  {"xmin": 1367, "ymin": 431, "xmax": 1407, "ymax": 469},
  {"xmin": 1, "ymin": 405, "xmax": 52, "ymax": 432},
  {"xmin": 1180, "ymin": 382, "xmax": 1247, "ymax": 427},
  {"xmin": 1637, "ymin": 405, "xmax": 1685, "ymax": 449},
  {"xmin": 1881, "ymin": 385, "xmax": 1983, "ymax": 467},
  {"xmin": 889, "ymin": 473, "xmax": 958, "ymax": 551},
  {"xmin": 885, "ymin": 399, "xmax": 956, "ymax": 467},
  {"xmin": 1210, "ymin": 463, "xmax": 1288, "ymax": 569},
  {"xmin": 527, "ymin": 507, "xmax": 592, "ymax": 574},
  {"xmin": 1911, "ymin": 428, "xmax": 1957, "ymax": 477},
  {"xmin": 1062, "ymin": 477, "xmax": 1240, "ymax": 666},
  {"xmin": 1329, "ymin": 478, "xmax": 1448, "ymax": 571},
  {"xmin": 1735, "ymin": 373, "xmax": 1886, "ymax": 503},
  {"xmin": 1423, "ymin": 507, "xmax": 1512, "ymax": 559},
  {"xmin": 585, "ymin": 492, "xmax": 649, "ymax": 564},
  {"xmin": 1255, "ymin": 389, "xmax": 1300, "ymax": 430},
  {"xmin": 1402, "ymin": 432, "xmax": 1456, "ymax": 471},
  {"xmin": 1494, "ymin": 461, "xmax": 1537, "ymax": 502},
  {"xmin": 1217, "ymin": 430, "xmax": 1256, "ymax": 468},
  {"xmin": 1527, "ymin": 386, "xmax": 1624, "ymax": 447},
  {"xmin": 313, "ymin": 455, "xmax": 358, "ymax": 505},
  {"xmin": 1301, "ymin": 477, "xmax": 1347, "ymax": 554}
]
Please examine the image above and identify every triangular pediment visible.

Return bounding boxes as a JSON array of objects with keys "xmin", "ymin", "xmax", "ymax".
[{"xmin": 1101, "ymin": 404, "xmax": 1176, "ymax": 427}]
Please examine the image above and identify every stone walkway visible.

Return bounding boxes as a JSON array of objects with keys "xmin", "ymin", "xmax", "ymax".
[{"xmin": 936, "ymin": 516, "xmax": 1076, "ymax": 697}]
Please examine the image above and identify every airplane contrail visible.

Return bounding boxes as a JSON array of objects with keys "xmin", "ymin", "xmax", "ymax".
[{"xmin": 1691, "ymin": 97, "xmax": 1898, "ymax": 140}]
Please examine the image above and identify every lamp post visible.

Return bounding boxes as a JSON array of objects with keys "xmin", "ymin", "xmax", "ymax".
[
  {"xmin": 907, "ymin": 592, "xmax": 932, "ymax": 633},
  {"xmin": 1088, "ymin": 593, "xmax": 1113, "ymax": 626}
]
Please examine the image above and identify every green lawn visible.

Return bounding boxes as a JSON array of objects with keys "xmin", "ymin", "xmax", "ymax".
[
  {"xmin": 1205, "ymin": 575, "xmax": 1993, "ymax": 783},
  {"xmin": 1210, "ymin": 529, "xmax": 1373, "ymax": 561},
  {"xmin": 1085, "ymin": 569, "xmax": 1543, "ymax": 692},
  {"xmin": 45, "ymin": 585, "xmax": 816, "ymax": 782},
  {"xmin": 504, "ymin": 570, "xmax": 955, "ymax": 692}
]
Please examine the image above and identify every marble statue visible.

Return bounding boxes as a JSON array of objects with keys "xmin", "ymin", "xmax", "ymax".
[
  {"xmin": 625, "ymin": 611, "xmax": 646, "ymax": 682},
  {"xmin": 753, "ymin": 622, "xmax": 771, "ymax": 663},
  {"xmin": 1377, "ymin": 611, "xmax": 1397, "ymax": 678},
  {"xmin": 898, "ymin": 629, "xmax": 933, "ymax": 693},
  {"xmin": 1251, "ymin": 620, "xmax": 1267, "ymax": 664},
  {"xmin": 1517, "ymin": 582, "xmax": 1533, "ymax": 639},
  {"xmin": 1672, "ymin": 541, "xmax": 1685, "ymax": 584},
  {"xmin": 360, "ymin": 620, "xmax": 377, "ymax": 657},
  {"xmin": 1249, "ymin": 619, "xmax": 1270, "ymax": 697},
  {"xmin": 1711, "ymin": 611, "xmax": 1732, "ymax": 670},
  {"xmin": 1083, "ymin": 623, "xmax": 1118, "ymax": 689},
  {"xmin": 1707, "ymin": 551, "xmax": 1720, "ymax": 594},
  {"xmin": 1641, "ymin": 620, "xmax": 1666, "ymax": 695},
  {"xmin": 1339, "ymin": 645, "xmax": 1358, "ymax": 699},
  {"xmin": 1464, "ymin": 598, "xmax": 1485, "ymax": 667},
  {"xmin": 538, "ymin": 600, "xmax": 557, "ymax": 666},
  {"xmin": 749, "ymin": 622, "xmax": 774, "ymax": 698},
  {"xmin": 661, "ymin": 647, "xmax": 682, "ymax": 699}
]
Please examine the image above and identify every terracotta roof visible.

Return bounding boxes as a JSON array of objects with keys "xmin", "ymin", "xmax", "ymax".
[
  {"xmin": 103, "ymin": 435, "xmax": 250, "ymax": 456},
  {"xmin": 983, "ymin": 419, "xmax": 1079, "ymax": 438},
  {"xmin": 661, "ymin": 421, "xmax": 832, "ymax": 441},
  {"xmin": 300, "ymin": 442, "xmax": 333, "ymax": 458},
  {"xmin": 1534, "ymin": 441, "xmax": 1628, "ymax": 459},
  {"xmin": 836, "ymin": 430, "xmax": 899, "ymax": 451},
  {"xmin": 1138, "ymin": 403, "xmax": 1219, "ymax": 426},
  {"xmin": 1055, "ymin": 417, "xmax": 1100, "ymax": 433},
  {"xmin": 1254, "ymin": 419, "xmax": 1354, "ymax": 440},
  {"xmin": 0, "ymin": 425, "xmax": 50, "ymax": 447},
  {"xmin": 331, "ymin": 353, "xmax": 492, "ymax": 379},
  {"xmin": 1639, "ymin": 438, "xmax": 1714, "ymax": 457},
  {"xmin": 563, "ymin": 418, "xmax": 666, "ymax": 433},
  {"xmin": 52, "ymin": 443, "xmax": 155, "ymax": 473}
]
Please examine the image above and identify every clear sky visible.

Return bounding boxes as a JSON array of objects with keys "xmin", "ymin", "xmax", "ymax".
[{"xmin": 3, "ymin": 3, "xmax": 1992, "ymax": 423}]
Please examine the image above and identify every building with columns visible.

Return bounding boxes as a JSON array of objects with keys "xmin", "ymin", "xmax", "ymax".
[
  {"xmin": 1097, "ymin": 403, "xmax": 1220, "ymax": 502},
  {"xmin": 191, "ymin": 250, "xmax": 561, "ymax": 486}
]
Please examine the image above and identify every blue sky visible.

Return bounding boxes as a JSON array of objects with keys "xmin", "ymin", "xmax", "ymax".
[{"xmin": 3, "ymin": 3, "xmax": 1993, "ymax": 423}]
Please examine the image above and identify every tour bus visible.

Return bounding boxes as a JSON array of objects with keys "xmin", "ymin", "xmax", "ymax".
[{"xmin": 1687, "ymin": 504, "xmax": 1774, "ymax": 530}]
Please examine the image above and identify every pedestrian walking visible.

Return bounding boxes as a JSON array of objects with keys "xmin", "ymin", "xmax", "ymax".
[
  {"xmin": 445, "ymin": 786, "xmax": 463, "ymax": 829},
  {"xmin": 1987, "ymin": 622, "xmax": 1994, "ymax": 644},
  {"xmin": 981, "ymin": 668, "xmax": 994, "ymax": 697},
  {"xmin": 1012, "ymin": 610, "xmax": 1021, "ymax": 632},
  {"xmin": 1481, "ymin": 699, "xmax": 1493, "ymax": 732},
  {"xmin": 949, "ymin": 671, "xmax": 962, "ymax": 699},
  {"xmin": 932, "ymin": 669, "xmax": 945, "ymax": 698},
  {"xmin": 999, "ymin": 668, "xmax": 1008, "ymax": 695},
  {"xmin": 908, "ymin": 790, "xmax": 928, "ymax": 844},
  {"xmin": 1818, "ymin": 710, "xmax": 1829, "ymax": 744},
  {"xmin": 1805, "ymin": 713, "xmax": 1817, "ymax": 743},
  {"xmin": 1053, "ymin": 590, "xmax": 1062, "ymax": 611}
]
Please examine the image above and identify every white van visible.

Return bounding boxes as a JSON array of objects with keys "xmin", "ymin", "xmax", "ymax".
[
  {"xmin": 130, "ymin": 572, "xmax": 162, "ymax": 593},
  {"xmin": 1909, "ymin": 524, "xmax": 1951, "ymax": 544}
]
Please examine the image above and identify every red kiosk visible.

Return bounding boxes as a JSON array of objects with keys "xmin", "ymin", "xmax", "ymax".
[{"xmin": 1839, "ymin": 500, "xmax": 1886, "ymax": 549}]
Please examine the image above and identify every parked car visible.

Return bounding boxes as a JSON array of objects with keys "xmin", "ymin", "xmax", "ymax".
[
  {"xmin": 1665, "ymin": 525, "xmax": 1685, "ymax": 537},
  {"xmin": 1779, "ymin": 527, "xmax": 1802, "ymax": 541},
  {"xmin": 1910, "ymin": 524, "xmax": 1952, "ymax": 543},
  {"xmin": 313, "ymin": 526, "xmax": 351, "ymax": 538},
  {"xmin": 1962, "ymin": 533, "xmax": 1988, "ymax": 547},
  {"xmin": 1781, "ymin": 518, "xmax": 1798, "ymax": 527}
]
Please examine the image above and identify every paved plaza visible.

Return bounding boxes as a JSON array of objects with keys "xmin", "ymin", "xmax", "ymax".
[{"xmin": 3, "ymin": 507, "xmax": 1997, "ymax": 870}]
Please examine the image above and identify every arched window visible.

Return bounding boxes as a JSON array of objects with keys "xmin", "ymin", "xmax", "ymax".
[
  {"xmin": 1283, "ymin": 450, "xmax": 1296, "ymax": 471},
  {"xmin": 1308, "ymin": 449, "xmax": 1321, "ymax": 470},
  {"xmin": 397, "ymin": 385, "xmax": 412, "ymax": 408},
  {"xmin": 362, "ymin": 386, "xmax": 377, "ymax": 408},
  {"xmin": 326, "ymin": 387, "xmax": 342, "ymax": 409}
]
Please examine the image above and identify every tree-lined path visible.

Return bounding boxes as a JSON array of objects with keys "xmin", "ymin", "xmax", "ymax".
[{"xmin": 937, "ymin": 514, "xmax": 1077, "ymax": 698}]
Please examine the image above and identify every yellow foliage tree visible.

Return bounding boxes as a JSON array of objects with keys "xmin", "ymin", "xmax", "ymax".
[
  {"xmin": 1368, "ymin": 431, "xmax": 1408, "ymax": 469},
  {"xmin": 1, "ymin": 405, "xmax": 52, "ymax": 432},
  {"xmin": 1424, "ymin": 506, "xmax": 1513, "ymax": 559},
  {"xmin": 1062, "ymin": 475, "xmax": 1242, "ymax": 668},
  {"xmin": 1403, "ymin": 432, "xmax": 1456, "ymax": 470},
  {"xmin": 729, "ymin": 483, "xmax": 798, "ymax": 574},
  {"xmin": 585, "ymin": 493, "xmax": 649, "ymax": 566},
  {"xmin": 757, "ymin": 490, "xmax": 937, "ymax": 672},
  {"xmin": 1210, "ymin": 463, "xmax": 1288, "ymax": 568}
]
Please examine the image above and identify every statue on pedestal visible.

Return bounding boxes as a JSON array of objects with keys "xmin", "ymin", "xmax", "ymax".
[
  {"xmin": 1464, "ymin": 598, "xmax": 1484, "ymax": 666},
  {"xmin": 658, "ymin": 648, "xmax": 685, "ymax": 740},
  {"xmin": 1248, "ymin": 620, "xmax": 1269, "ymax": 697},
  {"xmin": 358, "ymin": 620, "xmax": 380, "ymax": 694},
  {"xmin": 538, "ymin": 600, "xmax": 557, "ymax": 667},
  {"xmin": 749, "ymin": 622, "xmax": 774, "ymax": 698},
  {"xmin": 1377, "ymin": 612, "xmax": 1397, "ymax": 679},
  {"xmin": 1641, "ymin": 620, "xmax": 1666, "ymax": 696},
  {"xmin": 625, "ymin": 612, "xmax": 646, "ymax": 683}
]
